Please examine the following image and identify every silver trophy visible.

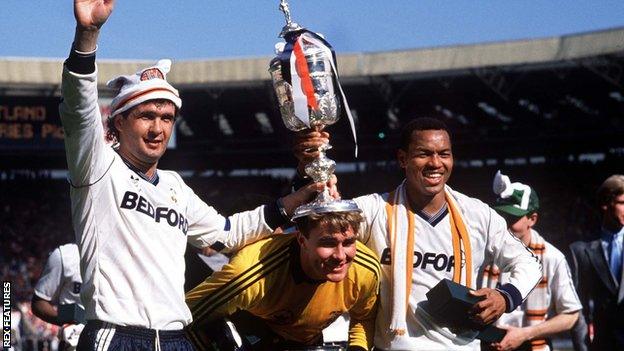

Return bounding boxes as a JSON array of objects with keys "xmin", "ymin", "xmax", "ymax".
[{"xmin": 269, "ymin": 0, "xmax": 359, "ymax": 219}]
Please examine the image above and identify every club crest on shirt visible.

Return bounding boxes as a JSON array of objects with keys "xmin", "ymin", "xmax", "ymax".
[
  {"xmin": 130, "ymin": 174, "xmax": 140, "ymax": 187},
  {"xmin": 169, "ymin": 188, "xmax": 178, "ymax": 204}
]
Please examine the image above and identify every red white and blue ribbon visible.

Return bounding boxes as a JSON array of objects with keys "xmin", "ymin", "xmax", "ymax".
[{"xmin": 279, "ymin": 30, "xmax": 358, "ymax": 157}]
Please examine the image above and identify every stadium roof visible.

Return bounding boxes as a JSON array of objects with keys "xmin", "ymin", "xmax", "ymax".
[
  {"xmin": 1, "ymin": 26, "xmax": 623, "ymax": 91},
  {"xmin": 2, "ymin": 26, "xmax": 623, "ymax": 171}
]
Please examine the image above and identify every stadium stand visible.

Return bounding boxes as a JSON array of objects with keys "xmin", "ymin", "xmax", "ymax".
[{"xmin": 1, "ymin": 26, "xmax": 623, "ymax": 349}]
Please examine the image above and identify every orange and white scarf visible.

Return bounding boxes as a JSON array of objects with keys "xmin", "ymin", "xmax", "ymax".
[
  {"xmin": 385, "ymin": 182, "xmax": 473, "ymax": 343},
  {"xmin": 483, "ymin": 230, "xmax": 548, "ymax": 350}
]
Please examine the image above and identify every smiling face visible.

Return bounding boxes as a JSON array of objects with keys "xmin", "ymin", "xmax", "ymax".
[
  {"xmin": 398, "ymin": 129, "xmax": 453, "ymax": 209},
  {"xmin": 298, "ymin": 223, "xmax": 357, "ymax": 283},
  {"xmin": 114, "ymin": 99, "xmax": 176, "ymax": 174}
]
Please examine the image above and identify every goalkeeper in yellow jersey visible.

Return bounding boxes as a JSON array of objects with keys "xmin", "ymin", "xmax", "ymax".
[{"xmin": 186, "ymin": 208, "xmax": 380, "ymax": 351}]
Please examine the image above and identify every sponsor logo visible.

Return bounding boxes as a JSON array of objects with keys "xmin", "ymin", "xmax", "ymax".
[
  {"xmin": 120, "ymin": 191, "xmax": 188, "ymax": 234},
  {"xmin": 380, "ymin": 248, "xmax": 465, "ymax": 271}
]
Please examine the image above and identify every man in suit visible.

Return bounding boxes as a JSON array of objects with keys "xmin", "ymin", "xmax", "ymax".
[{"xmin": 570, "ymin": 174, "xmax": 624, "ymax": 350}]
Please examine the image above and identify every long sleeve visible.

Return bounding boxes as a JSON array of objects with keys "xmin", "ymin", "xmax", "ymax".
[
  {"xmin": 347, "ymin": 282, "xmax": 378, "ymax": 350},
  {"xmin": 185, "ymin": 256, "xmax": 260, "ymax": 323},
  {"xmin": 184, "ymin": 186, "xmax": 276, "ymax": 252},
  {"xmin": 487, "ymin": 208, "xmax": 542, "ymax": 310},
  {"xmin": 185, "ymin": 251, "xmax": 263, "ymax": 350},
  {"xmin": 59, "ymin": 64, "xmax": 114, "ymax": 187}
]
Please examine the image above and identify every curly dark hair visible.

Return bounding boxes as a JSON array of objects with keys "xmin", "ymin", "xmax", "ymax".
[{"xmin": 105, "ymin": 110, "xmax": 128, "ymax": 144}]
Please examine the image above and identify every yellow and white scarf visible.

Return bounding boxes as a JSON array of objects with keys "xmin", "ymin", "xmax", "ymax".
[
  {"xmin": 483, "ymin": 230, "xmax": 548, "ymax": 350},
  {"xmin": 385, "ymin": 182, "xmax": 473, "ymax": 344}
]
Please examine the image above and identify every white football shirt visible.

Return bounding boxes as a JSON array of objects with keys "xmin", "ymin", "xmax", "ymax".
[{"xmin": 60, "ymin": 67, "xmax": 274, "ymax": 330}]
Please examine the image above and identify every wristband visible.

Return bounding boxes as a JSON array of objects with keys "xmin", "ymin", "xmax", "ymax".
[{"xmin": 276, "ymin": 197, "xmax": 290, "ymax": 222}]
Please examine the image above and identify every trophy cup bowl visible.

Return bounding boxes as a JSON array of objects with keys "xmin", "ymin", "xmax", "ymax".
[
  {"xmin": 269, "ymin": 2, "xmax": 359, "ymax": 220},
  {"xmin": 269, "ymin": 47, "xmax": 340, "ymax": 132}
]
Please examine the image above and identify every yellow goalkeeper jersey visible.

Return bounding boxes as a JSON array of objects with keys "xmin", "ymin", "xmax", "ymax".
[{"xmin": 186, "ymin": 233, "xmax": 380, "ymax": 350}]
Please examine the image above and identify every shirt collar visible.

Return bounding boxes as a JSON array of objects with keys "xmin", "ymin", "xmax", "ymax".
[
  {"xmin": 600, "ymin": 226, "xmax": 624, "ymax": 242},
  {"xmin": 116, "ymin": 151, "xmax": 160, "ymax": 185}
]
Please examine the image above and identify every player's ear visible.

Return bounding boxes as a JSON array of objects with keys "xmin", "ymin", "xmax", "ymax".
[
  {"xmin": 296, "ymin": 231, "xmax": 306, "ymax": 247},
  {"xmin": 528, "ymin": 212, "xmax": 538, "ymax": 227},
  {"xmin": 113, "ymin": 115, "xmax": 124, "ymax": 132}
]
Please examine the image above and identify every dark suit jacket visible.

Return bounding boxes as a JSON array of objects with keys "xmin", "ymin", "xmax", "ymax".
[{"xmin": 570, "ymin": 240, "xmax": 624, "ymax": 351}]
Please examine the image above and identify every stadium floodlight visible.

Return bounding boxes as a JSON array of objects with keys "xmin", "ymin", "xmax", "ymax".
[
  {"xmin": 477, "ymin": 102, "xmax": 512, "ymax": 123},
  {"xmin": 564, "ymin": 95, "xmax": 599, "ymax": 115},
  {"xmin": 518, "ymin": 99, "xmax": 541, "ymax": 115},
  {"xmin": 609, "ymin": 91, "xmax": 624, "ymax": 102},
  {"xmin": 434, "ymin": 105, "xmax": 469, "ymax": 125},
  {"xmin": 386, "ymin": 107, "xmax": 400, "ymax": 130},
  {"xmin": 214, "ymin": 113, "xmax": 234, "ymax": 136},
  {"xmin": 254, "ymin": 112, "xmax": 274, "ymax": 134}
]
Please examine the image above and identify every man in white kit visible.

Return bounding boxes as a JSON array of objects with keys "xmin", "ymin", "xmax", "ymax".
[
  {"xmin": 61, "ymin": 1, "xmax": 323, "ymax": 350},
  {"xmin": 481, "ymin": 172, "xmax": 581, "ymax": 351},
  {"xmin": 32, "ymin": 243, "xmax": 84, "ymax": 350},
  {"xmin": 294, "ymin": 118, "xmax": 542, "ymax": 350}
]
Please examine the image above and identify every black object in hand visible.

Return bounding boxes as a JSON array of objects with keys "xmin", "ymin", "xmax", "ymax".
[{"xmin": 425, "ymin": 279, "xmax": 505, "ymax": 343}]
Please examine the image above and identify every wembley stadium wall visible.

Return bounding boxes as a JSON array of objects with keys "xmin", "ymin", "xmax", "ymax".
[
  {"xmin": 1, "ymin": 27, "xmax": 623, "ymax": 171},
  {"xmin": 1, "ymin": 26, "xmax": 623, "ymax": 91}
]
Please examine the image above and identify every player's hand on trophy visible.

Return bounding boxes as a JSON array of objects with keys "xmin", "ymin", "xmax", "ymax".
[
  {"xmin": 293, "ymin": 129, "xmax": 329, "ymax": 174},
  {"xmin": 74, "ymin": 0, "xmax": 115, "ymax": 30},
  {"xmin": 280, "ymin": 181, "xmax": 327, "ymax": 217},
  {"xmin": 327, "ymin": 174, "xmax": 341, "ymax": 200},
  {"xmin": 467, "ymin": 288, "xmax": 506, "ymax": 325}
]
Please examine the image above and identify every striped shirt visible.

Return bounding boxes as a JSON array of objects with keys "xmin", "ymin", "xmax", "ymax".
[{"xmin": 186, "ymin": 234, "xmax": 380, "ymax": 350}]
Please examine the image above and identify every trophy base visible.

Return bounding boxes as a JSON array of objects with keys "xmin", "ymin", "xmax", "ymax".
[{"xmin": 291, "ymin": 199, "xmax": 361, "ymax": 220}]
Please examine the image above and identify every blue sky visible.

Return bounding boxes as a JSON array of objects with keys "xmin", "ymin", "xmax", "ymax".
[{"xmin": 2, "ymin": 1, "xmax": 624, "ymax": 60}]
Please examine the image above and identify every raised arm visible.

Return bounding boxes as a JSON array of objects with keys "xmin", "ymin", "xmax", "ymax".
[
  {"xmin": 186, "ymin": 180, "xmax": 326, "ymax": 252},
  {"xmin": 73, "ymin": 0, "xmax": 115, "ymax": 52},
  {"xmin": 60, "ymin": 0, "xmax": 116, "ymax": 186}
]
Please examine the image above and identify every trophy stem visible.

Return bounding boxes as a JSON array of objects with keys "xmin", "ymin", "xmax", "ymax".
[
  {"xmin": 303, "ymin": 141, "xmax": 336, "ymax": 205},
  {"xmin": 304, "ymin": 142, "xmax": 335, "ymax": 183}
]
